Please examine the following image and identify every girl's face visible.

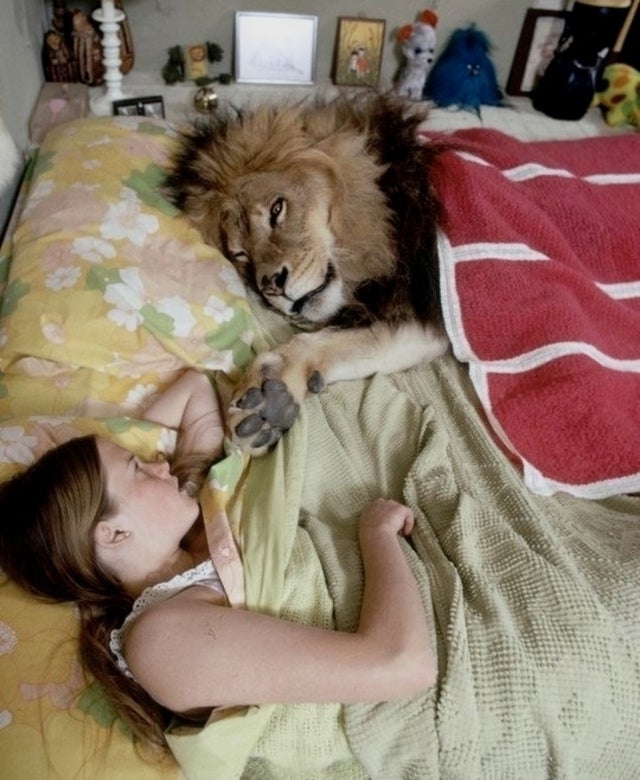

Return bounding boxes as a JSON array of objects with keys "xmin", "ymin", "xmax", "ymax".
[{"xmin": 95, "ymin": 439, "xmax": 200, "ymax": 583}]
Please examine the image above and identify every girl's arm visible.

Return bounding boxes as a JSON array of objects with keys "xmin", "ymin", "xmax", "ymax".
[
  {"xmin": 124, "ymin": 499, "xmax": 436, "ymax": 712},
  {"xmin": 143, "ymin": 370, "xmax": 225, "ymax": 483}
]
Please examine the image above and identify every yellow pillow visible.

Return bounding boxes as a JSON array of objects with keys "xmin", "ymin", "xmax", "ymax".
[{"xmin": 0, "ymin": 117, "xmax": 256, "ymax": 390}]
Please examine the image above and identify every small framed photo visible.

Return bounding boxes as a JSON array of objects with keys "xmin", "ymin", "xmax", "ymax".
[
  {"xmin": 506, "ymin": 9, "xmax": 568, "ymax": 96},
  {"xmin": 234, "ymin": 11, "xmax": 318, "ymax": 85},
  {"xmin": 333, "ymin": 17, "xmax": 386, "ymax": 88},
  {"xmin": 112, "ymin": 95, "xmax": 166, "ymax": 118}
]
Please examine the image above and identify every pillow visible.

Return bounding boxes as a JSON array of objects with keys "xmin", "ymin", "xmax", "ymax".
[
  {"xmin": 0, "ymin": 117, "xmax": 256, "ymax": 402},
  {"xmin": 0, "ymin": 411, "xmax": 177, "ymax": 481}
]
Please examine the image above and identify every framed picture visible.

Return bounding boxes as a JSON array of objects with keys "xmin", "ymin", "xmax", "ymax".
[
  {"xmin": 506, "ymin": 9, "xmax": 568, "ymax": 96},
  {"xmin": 112, "ymin": 95, "xmax": 165, "ymax": 118},
  {"xmin": 234, "ymin": 12, "xmax": 318, "ymax": 85},
  {"xmin": 333, "ymin": 16, "xmax": 386, "ymax": 87}
]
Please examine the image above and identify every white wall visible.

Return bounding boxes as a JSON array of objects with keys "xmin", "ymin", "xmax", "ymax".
[
  {"xmin": 126, "ymin": 0, "xmax": 532, "ymax": 91},
  {"xmin": 0, "ymin": 0, "xmax": 46, "ymax": 238}
]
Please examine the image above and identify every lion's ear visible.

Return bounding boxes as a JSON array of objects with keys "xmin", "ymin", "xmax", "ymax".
[{"xmin": 180, "ymin": 190, "xmax": 226, "ymax": 250}]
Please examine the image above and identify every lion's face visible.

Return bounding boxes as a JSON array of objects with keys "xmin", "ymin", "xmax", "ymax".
[
  {"xmin": 171, "ymin": 100, "xmax": 404, "ymax": 327},
  {"xmin": 219, "ymin": 165, "xmax": 349, "ymax": 326}
]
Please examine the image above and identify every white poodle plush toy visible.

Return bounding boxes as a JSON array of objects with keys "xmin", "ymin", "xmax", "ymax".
[{"xmin": 395, "ymin": 9, "xmax": 438, "ymax": 101}]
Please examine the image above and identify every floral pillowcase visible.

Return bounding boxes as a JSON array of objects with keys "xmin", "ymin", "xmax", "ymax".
[{"xmin": 0, "ymin": 115, "xmax": 257, "ymax": 477}]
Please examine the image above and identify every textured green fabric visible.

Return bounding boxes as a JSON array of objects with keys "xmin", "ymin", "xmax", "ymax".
[
  {"xmin": 171, "ymin": 301, "xmax": 640, "ymax": 778},
  {"xmin": 303, "ymin": 358, "xmax": 640, "ymax": 779}
]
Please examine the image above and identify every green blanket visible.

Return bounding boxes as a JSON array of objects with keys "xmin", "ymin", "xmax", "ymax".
[
  {"xmin": 307, "ymin": 358, "xmax": 640, "ymax": 779},
  {"xmin": 169, "ymin": 322, "xmax": 640, "ymax": 778}
]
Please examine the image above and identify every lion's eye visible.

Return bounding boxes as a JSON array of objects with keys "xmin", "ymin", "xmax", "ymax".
[
  {"xmin": 269, "ymin": 197, "xmax": 286, "ymax": 228},
  {"xmin": 231, "ymin": 250, "xmax": 249, "ymax": 263}
]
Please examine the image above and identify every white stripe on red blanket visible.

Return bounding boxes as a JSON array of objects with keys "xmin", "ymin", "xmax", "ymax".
[{"xmin": 429, "ymin": 128, "xmax": 640, "ymax": 499}]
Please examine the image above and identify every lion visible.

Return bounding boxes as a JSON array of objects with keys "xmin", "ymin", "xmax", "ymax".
[{"xmin": 168, "ymin": 92, "xmax": 449, "ymax": 454}]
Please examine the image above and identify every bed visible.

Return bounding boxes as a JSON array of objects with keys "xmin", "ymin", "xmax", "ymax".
[{"xmin": 0, "ymin": 101, "xmax": 639, "ymax": 780}]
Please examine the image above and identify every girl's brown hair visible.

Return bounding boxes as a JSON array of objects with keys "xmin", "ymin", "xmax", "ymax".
[{"xmin": 0, "ymin": 434, "xmax": 210, "ymax": 752}]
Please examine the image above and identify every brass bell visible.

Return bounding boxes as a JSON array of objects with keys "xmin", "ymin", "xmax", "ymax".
[{"xmin": 193, "ymin": 85, "xmax": 218, "ymax": 113}]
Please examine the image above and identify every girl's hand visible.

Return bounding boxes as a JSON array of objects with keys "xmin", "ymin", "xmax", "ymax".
[{"xmin": 358, "ymin": 498, "xmax": 415, "ymax": 540}]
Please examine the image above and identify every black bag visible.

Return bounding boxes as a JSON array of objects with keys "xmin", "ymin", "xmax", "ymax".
[{"xmin": 532, "ymin": 1, "xmax": 630, "ymax": 120}]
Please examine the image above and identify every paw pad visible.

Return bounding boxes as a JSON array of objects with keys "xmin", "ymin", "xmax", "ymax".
[{"xmin": 232, "ymin": 379, "xmax": 300, "ymax": 452}]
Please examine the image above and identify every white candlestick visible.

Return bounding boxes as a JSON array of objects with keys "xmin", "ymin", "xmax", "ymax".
[{"xmin": 90, "ymin": 1, "xmax": 128, "ymax": 116}]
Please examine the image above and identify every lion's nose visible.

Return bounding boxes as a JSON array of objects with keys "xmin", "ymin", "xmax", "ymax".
[{"xmin": 261, "ymin": 267, "xmax": 288, "ymax": 295}]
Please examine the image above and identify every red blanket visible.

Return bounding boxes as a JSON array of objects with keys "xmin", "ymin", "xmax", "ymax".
[{"xmin": 430, "ymin": 128, "xmax": 640, "ymax": 498}]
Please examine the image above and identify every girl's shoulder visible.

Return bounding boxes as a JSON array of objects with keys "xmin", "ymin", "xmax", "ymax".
[{"xmin": 110, "ymin": 559, "xmax": 226, "ymax": 678}]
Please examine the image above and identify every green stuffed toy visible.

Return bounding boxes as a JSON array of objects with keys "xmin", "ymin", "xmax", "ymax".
[{"xmin": 592, "ymin": 62, "xmax": 640, "ymax": 128}]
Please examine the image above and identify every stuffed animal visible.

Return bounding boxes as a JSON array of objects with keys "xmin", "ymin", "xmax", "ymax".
[
  {"xmin": 423, "ymin": 25, "xmax": 504, "ymax": 114},
  {"xmin": 592, "ymin": 62, "xmax": 640, "ymax": 127},
  {"xmin": 394, "ymin": 9, "xmax": 438, "ymax": 101}
]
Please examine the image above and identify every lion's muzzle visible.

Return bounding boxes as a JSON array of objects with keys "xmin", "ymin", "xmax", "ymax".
[
  {"xmin": 259, "ymin": 261, "xmax": 342, "ymax": 324},
  {"xmin": 291, "ymin": 264, "xmax": 335, "ymax": 315}
]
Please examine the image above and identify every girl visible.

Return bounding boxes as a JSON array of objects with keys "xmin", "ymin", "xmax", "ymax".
[{"xmin": 0, "ymin": 369, "xmax": 435, "ymax": 753}]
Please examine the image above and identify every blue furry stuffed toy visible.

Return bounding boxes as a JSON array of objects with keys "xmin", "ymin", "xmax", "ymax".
[{"xmin": 423, "ymin": 25, "xmax": 504, "ymax": 114}]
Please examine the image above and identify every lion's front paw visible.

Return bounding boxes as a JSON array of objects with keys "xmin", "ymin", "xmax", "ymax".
[{"xmin": 228, "ymin": 378, "xmax": 300, "ymax": 455}]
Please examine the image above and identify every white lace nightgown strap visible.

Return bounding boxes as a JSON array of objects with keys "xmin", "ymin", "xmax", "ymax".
[{"xmin": 109, "ymin": 559, "xmax": 225, "ymax": 679}]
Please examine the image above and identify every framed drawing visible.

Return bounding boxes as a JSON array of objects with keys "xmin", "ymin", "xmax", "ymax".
[
  {"xmin": 506, "ymin": 9, "xmax": 568, "ymax": 96},
  {"xmin": 333, "ymin": 16, "xmax": 386, "ymax": 87},
  {"xmin": 112, "ymin": 95, "xmax": 165, "ymax": 118},
  {"xmin": 234, "ymin": 12, "xmax": 318, "ymax": 85}
]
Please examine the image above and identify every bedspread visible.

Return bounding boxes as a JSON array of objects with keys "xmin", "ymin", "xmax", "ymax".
[
  {"xmin": 287, "ymin": 365, "xmax": 639, "ymax": 778},
  {"xmin": 432, "ymin": 129, "xmax": 640, "ymax": 499}
]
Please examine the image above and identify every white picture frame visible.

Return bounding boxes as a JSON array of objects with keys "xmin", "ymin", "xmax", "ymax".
[{"xmin": 234, "ymin": 12, "xmax": 318, "ymax": 85}]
